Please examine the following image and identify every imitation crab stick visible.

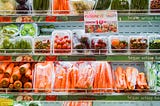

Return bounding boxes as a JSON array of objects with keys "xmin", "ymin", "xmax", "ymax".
[
  {"xmin": 19, "ymin": 63, "xmax": 30, "ymax": 75},
  {"xmin": 12, "ymin": 66, "xmax": 21, "ymax": 81},
  {"xmin": 0, "ymin": 62, "xmax": 9, "ymax": 74},
  {"xmin": 4, "ymin": 63, "xmax": 14, "ymax": 78}
]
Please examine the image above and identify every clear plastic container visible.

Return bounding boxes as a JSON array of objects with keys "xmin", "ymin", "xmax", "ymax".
[
  {"xmin": 34, "ymin": 36, "xmax": 52, "ymax": 55},
  {"xmin": 70, "ymin": 0, "xmax": 95, "ymax": 14},
  {"xmin": 15, "ymin": 36, "xmax": 33, "ymax": 53},
  {"xmin": 52, "ymin": 30, "xmax": 72, "ymax": 55},
  {"xmin": 129, "ymin": 36, "xmax": 148, "ymax": 53},
  {"xmin": 109, "ymin": 35, "xmax": 128, "ymax": 54},
  {"xmin": 149, "ymin": 34, "xmax": 160, "ymax": 53},
  {"xmin": 72, "ymin": 30, "xmax": 90, "ymax": 54},
  {"xmin": 90, "ymin": 35, "xmax": 108, "ymax": 55},
  {"xmin": 0, "ymin": 0, "xmax": 16, "ymax": 15},
  {"xmin": 32, "ymin": 0, "xmax": 52, "ymax": 14},
  {"xmin": 20, "ymin": 23, "xmax": 38, "ymax": 37},
  {"xmin": 150, "ymin": 0, "xmax": 160, "ymax": 13}
]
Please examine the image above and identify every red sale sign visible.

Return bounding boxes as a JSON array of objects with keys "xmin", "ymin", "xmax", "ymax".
[{"xmin": 84, "ymin": 10, "xmax": 118, "ymax": 34}]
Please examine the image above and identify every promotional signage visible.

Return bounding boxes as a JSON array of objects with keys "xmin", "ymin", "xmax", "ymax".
[{"xmin": 84, "ymin": 10, "xmax": 118, "ymax": 33}]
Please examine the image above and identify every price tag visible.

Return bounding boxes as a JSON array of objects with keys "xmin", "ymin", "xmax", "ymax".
[{"xmin": 84, "ymin": 10, "xmax": 118, "ymax": 34}]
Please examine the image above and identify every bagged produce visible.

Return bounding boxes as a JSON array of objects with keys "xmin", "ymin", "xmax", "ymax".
[
  {"xmin": 34, "ymin": 62, "xmax": 53, "ymax": 92},
  {"xmin": 52, "ymin": 0, "xmax": 70, "ymax": 14},
  {"xmin": 16, "ymin": 0, "xmax": 30, "ymax": 14},
  {"xmin": 111, "ymin": 0, "xmax": 129, "ymax": 13},
  {"xmin": 94, "ymin": 0, "xmax": 111, "ymax": 10},
  {"xmin": 53, "ymin": 64, "xmax": 67, "ymax": 92},
  {"xmin": 0, "ymin": 0, "xmax": 16, "ymax": 15},
  {"xmin": 130, "ymin": 0, "xmax": 149, "ymax": 13},
  {"xmin": 71, "ymin": 0, "xmax": 95, "ymax": 14},
  {"xmin": 33, "ymin": 0, "xmax": 51, "ymax": 13},
  {"xmin": 150, "ymin": 0, "xmax": 160, "ymax": 13}
]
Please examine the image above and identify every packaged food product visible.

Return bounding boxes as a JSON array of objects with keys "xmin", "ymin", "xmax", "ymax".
[
  {"xmin": 109, "ymin": 35, "xmax": 128, "ymax": 53},
  {"xmin": 75, "ymin": 62, "xmax": 95, "ymax": 89},
  {"xmin": 32, "ymin": 0, "xmax": 51, "ymax": 14},
  {"xmin": 72, "ymin": 30, "xmax": 90, "ymax": 54},
  {"xmin": 53, "ymin": 64, "xmax": 67, "ymax": 92},
  {"xmin": 34, "ymin": 36, "xmax": 51, "ymax": 54},
  {"xmin": 0, "ymin": 24, "xmax": 19, "ymax": 38},
  {"xmin": 15, "ymin": 36, "xmax": 33, "ymax": 53},
  {"xmin": 0, "ymin": 0, "xmax": 16, "ymax": 15},
  {"xmin": 52, "ymin": 0, "xmax": 70, "ymax": 14},
  {"xmin": 129, "ymin": 36, "xmax": 148, "ymax": 53},
  {"xmin": 16, "ymin": 0, "xmax": 30, "ymax": 14},
  {"xmin": 20, "ymin": 23, "xmax": 38, "ymax": 37},
  {"xmin": 91, "ymin": 35, "xmax": 108, "ymax": 54},
  {"xmin": 130, "ymin": 0, "xmax": 149, "ymax": 13},
  {"xmin": 111, "ymin": 0, "xmax": 129, "ymax": 13},
  {"xmin": 71, "ymin": 0, "xmax": 95, "ymax": 14},
  {"xmin": 149, "ymin": 34, "xmax": 160, "ymax": 53},
  {"xmin": 94, "ymin": 0, "xmax": 111, "ymax": 10},
  {"xmin": 150, "ymin": 0, "xmax": 160, "ymax": 13},
  {"xmin": 34, "ymin": 62, "xmax": 54, "ymax": 92},
  {"xmin": 52, "ymin": 30, "xmax": 72, "ymax": 54},
  {"xmin": 0, "ymin": 37, "xmax": 15, "ymax": 53}
]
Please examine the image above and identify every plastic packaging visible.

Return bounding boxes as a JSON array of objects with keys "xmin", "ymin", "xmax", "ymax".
[
  {"xmin": 109, "ymin": 35, "xmax": 128, "ymax": 53},
  {"xmin": 150, "ymin": 0, "xmax": 160, "ymax": 13},
  {"xmin": 52, "ymin": 0, "xmax": 70, "ymax": 14},
  {"xmin": 52, "ymin": 30, "xmax": 72, "ymax": 55},
  {"xmin": 34, "ymin": 36, "xmax": 51, "ymax": 54},
  {"xmin": 20, "ymin": 23, "xmax": 38, "ymax": 37},
  {"xmin": 129, "ymin": 35, "xmax": 148, "ymax": 53},
  {"xmin": 72, "ymin": 30, "xmax": 90, "ymax": 54},
  {"xmin": 71, "ymin": 0, "xmax": 95, "ymax": 14},
  {"xmin": 15, "ymin": 36, "xmax": 33, "ymax": 53},
  {"xmin": 16, "ymin": 0, "xmax": 31, "ymax": 14},
  {"xmin": 0, "ymin": 0, "xmax": 16, "ymax": 15},
  {"xmin": 32, "ymin": 0, "xmax": 51, "ymax": 14},
  {"xmin": 149, "ymin": 34, "xmax": 160, "ymax": 53},
  {"xmin": 91, "ymin": 35, "xmax": 108, "ymax": 54},
  {"xmin": 0, "ymin": 24, "xmax": 19, "ymax": 38},
  {"xmin": 34, "ymin": 62, "xmax": 54, "ymax": 93}
]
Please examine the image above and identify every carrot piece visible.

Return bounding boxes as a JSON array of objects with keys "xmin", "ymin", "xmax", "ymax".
[
  {"xmin": 10, "ymin": 77, "xmax": 14, "ymax": 84},
  {"xmin": 0, "ymin": 74, "xmax": 4, "ymax": 81},
  {"xmin": 25, "ymin": 69, "xmax": 32, "ymax": 78},
  {"xmin": 21, "ymin": 76, "xmax": 29, "ymax": 84},
  {"xmin": 111, "ymin": 38, "xmax": 120, "ymax": 47},
  {"xmin": 12, "ymin": 66, "xmax": 21, "ymax": 81},
  {"xmin": 24, "ymin": 82, "xmax": 32, "ymax": 89},
  {"xmin": 19, "ymin": 63, "xmax": 30, "ymax": 75},
  {"xmin": 0, "ymin": 62, "xmax": 9, "ymax": 74},
  {"xmin": 0, "ymin": 78, "xmax": 9, "ymax": 88},
  {"xmin": 4, "ymin": 63, "xmax": 14, "ymax": 78},
  {"xmin": 14, "ymin": 80, "xmax": 22, "ymax": 89}
]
